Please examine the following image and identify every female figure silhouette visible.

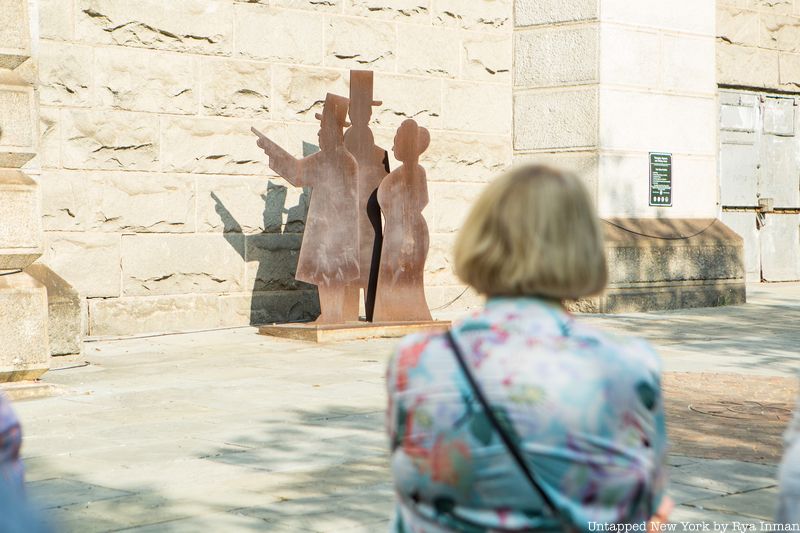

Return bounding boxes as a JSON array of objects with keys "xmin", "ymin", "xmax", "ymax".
[{"xmin": 372, "ymin": 119, "xmax": 432, "ymax": 322}]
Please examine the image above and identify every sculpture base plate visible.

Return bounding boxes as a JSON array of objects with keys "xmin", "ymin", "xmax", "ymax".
[{"xmin": 258, "ymin": 320, "xmax": 450, "ymax": 343}]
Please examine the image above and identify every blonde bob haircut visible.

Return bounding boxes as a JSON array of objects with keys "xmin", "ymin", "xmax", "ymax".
[{"xmin": 454, "ymin": 165, "xmax": 607, "ymax": 301}]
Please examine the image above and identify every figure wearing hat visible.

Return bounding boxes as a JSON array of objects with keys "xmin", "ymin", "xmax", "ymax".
[
  {"xmin": 343, "ymin": 70, "xmax": 389, "ymax": 322},
  {"xmin": 252, "ymin": 93, "xmax": 360, "ymax": 324}
]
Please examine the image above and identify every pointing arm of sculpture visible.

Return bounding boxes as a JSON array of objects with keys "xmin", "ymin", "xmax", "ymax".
[{"xmin": 251, "ymin": 127, "xmax": 304, "ymax": 187}]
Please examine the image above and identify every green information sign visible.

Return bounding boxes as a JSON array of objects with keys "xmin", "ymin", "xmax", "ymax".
[{"xmin": 649, "ymin": 152, "xmax": 672, "ymax": 207}]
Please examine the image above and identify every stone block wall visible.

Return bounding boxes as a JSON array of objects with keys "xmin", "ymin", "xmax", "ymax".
[
  {"xmin": 35, "ymin": 0, "xmax": 512, "ymax": 337},
  {"xmin": 514, "ymin": 0, "xmax": 719, "ymax": 220},
  {"xmin": 718, "ymin": 0, "xmax": 800, "ymax": 90}
]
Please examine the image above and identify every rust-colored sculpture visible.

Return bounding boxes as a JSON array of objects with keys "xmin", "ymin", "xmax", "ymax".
[
  {"xmin": 252, "ymin": 93, "xmax": 359, "ymax": 324},
  {"xmin": 344, "ymin": 70, "xmax": 389, "ymax": 321},
  {"xmin": 252, "ymin": 71, "xmax": 434, "ymax": 326},
  {"xmin": 372, "ymin": 120, "xmax": 433, "ymax": 322}
]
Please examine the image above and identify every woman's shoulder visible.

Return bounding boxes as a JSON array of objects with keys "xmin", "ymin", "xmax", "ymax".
[{"xmin": 386, "ymin": 331, "xmax": 448, "ymax": 393}]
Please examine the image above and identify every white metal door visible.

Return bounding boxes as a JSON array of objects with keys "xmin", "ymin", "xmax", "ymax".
[{"xmin": 719, "ymin": 90, "xmax": 800, "ymax": 282}]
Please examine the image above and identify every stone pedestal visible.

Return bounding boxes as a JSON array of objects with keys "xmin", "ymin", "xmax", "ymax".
[
  {"xmin": 0, "ymin": 0, "xmax": 50, "ymax": 380},
  {"xmin": 514, "ymin": 0, "xmax": 742, "ymax": 311},
  {"xmin": 25, "ymin": 264, "xmax": 82, "ymax": 357},
  {"xmin": 0, "ymin": 272, "xmax": 49, "ymax": 381},
  {"xmin": 572, "ymin": 219, "xmax": 746, "ymax": 313}
]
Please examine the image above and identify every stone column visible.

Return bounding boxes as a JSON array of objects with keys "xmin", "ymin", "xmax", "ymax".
[
  {"xmin": 0, "ymin": 0, "xmax": 49, "ymax": 381},
  {"xmin": 514, "ymin": 0, "xmax": 746, "ymax": 311}
]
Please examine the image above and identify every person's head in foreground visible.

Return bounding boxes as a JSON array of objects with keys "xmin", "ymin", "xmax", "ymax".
[{"xmin": 386, "ymin": 165, "xmax": 672, "ymax": 532}]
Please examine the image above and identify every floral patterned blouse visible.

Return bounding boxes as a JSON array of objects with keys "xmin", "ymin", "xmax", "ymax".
[
  {"xmin": 386, "ymin": 297, "xmax": 668, "ymax": 532},
  {"xmin": 0, "ymin": 392, "xmax": 23, "ymax": 492}
]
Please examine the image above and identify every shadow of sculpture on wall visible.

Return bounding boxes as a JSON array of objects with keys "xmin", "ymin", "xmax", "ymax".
[{"xmin": 212, "ymin": 185, "xmax": 320, "ymax": 326}]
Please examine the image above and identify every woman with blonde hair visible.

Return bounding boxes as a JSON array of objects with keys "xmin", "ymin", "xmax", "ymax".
[{"xmin": 386, "ymin": 165, "xmax": 672, "ymax": 531}]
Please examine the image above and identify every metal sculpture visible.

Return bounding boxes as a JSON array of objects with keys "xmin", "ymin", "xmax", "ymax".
[
  {"xmin": 372, "ymin": 120, "xmax": 433, "ymax": 322},
  {"xmin": 252, "ymin": 71, "xmax": 433, "ymax": 325},
  {"xmin": 252, "ymin": 93, "xmax": 359, "ymax": 324},
  {"xmin": 344, "ymin": 70, "xmax": 389, "ymax": 321}
]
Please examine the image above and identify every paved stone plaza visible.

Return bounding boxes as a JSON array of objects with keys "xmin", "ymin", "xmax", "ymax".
[{"xmin": 12, "ymin": 283, "xmax": 800, "ymax": 532}]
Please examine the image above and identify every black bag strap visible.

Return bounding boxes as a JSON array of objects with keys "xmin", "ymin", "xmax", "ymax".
[{"xmin": 446, "ymin": 330, "xmax": 564, "ymax": 523}]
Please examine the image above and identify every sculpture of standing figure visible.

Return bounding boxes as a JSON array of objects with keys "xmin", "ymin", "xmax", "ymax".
[
  {"xmin": 344, "ymin": 70, "xmax": 389, "ymax": 321},
  {"xmin": 252, "ymin": 93, "xmax": 359, "ymax": 324},
  {"xmin": 372, "ymin": 119, "xmax": 433, "ymax": 322}
]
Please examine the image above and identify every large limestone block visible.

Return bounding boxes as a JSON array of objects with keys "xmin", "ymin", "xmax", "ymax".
[
  {"xmin": 463, "ymin": 33, "xmax": 511, "ymax": 82},
  {"xmin": 373, "ymin": 74, "xmax": 442, "ymax": 129},
  {"xmin": 62, "ymin": 109, "xmax": 160, "ymax": 171},
  {"xmin": 197, "ymin": 176, "xmax": 307, "ymax": 234},
  {"xmin": 760, "ymin": 14, "xmax": 800, "ymax": 52},
  {"xmin": 0, "ymin": 272, "xmax": 49, "ymax": 382},
  {"xmin": 41, "ymin": 232, "xmax": 121, "ymax": 297},
  {"xmin": 425, "ymin": 132, "xmax": 512, "ymax": 182},
  {"xmin": 235, "ymin": 5, "xmax": 323, "ymax": 65},
  {"xmin": 25, "ymin": 264, "xmax": 82, "ymax": 357},
  {"xmin": 443, "ymin": 80, "xmax": 511, "ymax": 134},
  {"xmin": 717, "ymin": 6, "xmax": 760, "ymax": 47},
  {"xmin": 433, "ymin": 0, "xmax": 511, "ymax": 31},
  {"xmin": 661, "ymin": 35, "xmax": 716, "ymax": 94},
  {"xmin": 272, "ymin": 66, "xmax": 349, "ymax": 122},
  {"xmin": 397, "ymin": 24, "xmax": 460, "ymax": 78},
  {"xmin": 599, "ymin": 90, "xmax": 717, "ymax": 155},
  {"xmin": 39, "ymin": 106, "xmax": 61, "ymax": 170},
  {"xmin": 89, "ymin": 294, "xmax": 221, "ymax": 337},
  {"xmin": 76, "ymin": 0, "xmax": 233, "ymax": 55},
  {"xmin": 718, "ymin": 42, "xmax": 780, "ymax": 88},
  {"xmin": 599, "ymin": 26, "xmax": 660, "ymax": 88},
  {"xmin": 602, "ymin": 0, "xmax": 715, "ymax": 35},
  {"xmin": 161, "ymin": 116, "xmax": 276, "ymax": 175},
  {"xmin": 95, "ymin": 47, "xmax": 198, "ymax": 114},
  {"xmin": 0, "ymin": 171, "xmax": 43, "ymax": 269},
  {"xmin": 38, "ymin": 42, "xmax": 93, "ymax": 107},
  {"xmin": 345, "ymin": 0, "xmax": 429, "ymax": 21},
  {"xmin": 121, "ymin": 234, "xmax": 246, "ymax": 296},
  {"xmin": 430, "ymin": 181, "xmax": 487, "ymax": 232},
  {"xmin": 0, "ymin": 0, "xmax": 31, "ymax": 69},
  {"xmin": 753, "ymin": 0, "xmax": 793, "ymax": 14},
  {"xmin": 515, "ymin": 25, "xmax": 598, "ymax": 88},
  {"xmin": 513, "ymin": 151, "xmax": 598, "ymax": 204},
  {"xmin": 779, "ymin": 53, "xmax": 800, "ymax": 89},
  {"xmin": 245, "ymin": 233, "xmax": 309, "ymax": 292},
  {"xmin": 514, "ymin": 88, "xmax": 597, "ymax": 151},
  {"xmin": 0, "ymin": 83, "xmax": 37, "ymax": 167},
  {"xmin": 201, "ymin": 58, "xmax": 270, "ymax": 118},
  {"xmin": 325, "ymin": 16, "xmax": 395, "ymax": 71},
  {"xmin": 219, "ymin": 290, "xmax": 320, "ymax": 327},
  {"xmin": 40, "ymin": 0, "xmax": 75, "ymax": 40},
  {"xmin": 515, "ymin": 0, "xmax": 597, "ymax": 26},
  {"xmin": 426, "ymin": 232, "xmax": 458, "ymax": 287},
  {"xmin": 271, "ymin": 0, "xmax": 341, "ymax": 12},
  {"xmin": 40, "ymin": 171, "xmax": 196, "ymax": 233}
]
